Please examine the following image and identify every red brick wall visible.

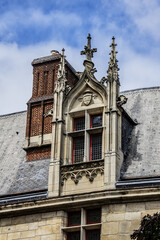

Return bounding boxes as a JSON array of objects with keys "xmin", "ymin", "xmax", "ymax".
[
  {"xmin": 30, "ymin": 104, "xmax": 42, "ymax": 137},
  {"xmin": 66, "ymin": 65, "xmax": 78, "ymax": 87},
  {"xmin": 32, "ymin": 60, "xmax": 59, "ymax": 98},
  {"xmin": 25, "ymin": 56, "xmax": 78, "ymax": 161},
  {"xmin": 43, "ymin": 102, "xmax": 53, "ymax": 134},
  {"xmin": 26, "ymin": 146, "xmax": 51, "ymax": 161}
]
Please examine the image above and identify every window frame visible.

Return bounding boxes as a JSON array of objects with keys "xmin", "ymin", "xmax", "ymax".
[
  {"xmin": 70, "ymin": 110, "xmax": 103, "ymax": 164},
  {"xmin": 72, "ymin": 136, "xmax": 85, "ymax": 164},
  {"xmin": 89, "ymin": 133, "xmax": 102, "ymax": 161},
  {"xmin": 62, "ymin": 208, "xmax": 101, "ymax": 240},
  {"xmin": 90, "ymin": 114, "xmax": 102, "ymax": 129}
]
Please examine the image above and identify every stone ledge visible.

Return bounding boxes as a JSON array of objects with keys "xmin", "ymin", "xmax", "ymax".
[{"xmin": 1, "ymin": 186, "xmax": 160, "ymax": 218}]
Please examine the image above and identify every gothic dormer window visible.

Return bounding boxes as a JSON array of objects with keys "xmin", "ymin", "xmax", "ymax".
[{"xmin": 49, "ymin": 35, "xmax": 127, "ymax": 197}]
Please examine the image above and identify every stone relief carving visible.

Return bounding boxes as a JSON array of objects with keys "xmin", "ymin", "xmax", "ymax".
[
  {"xmin": 78, "ymin": 90, "xmax": 97, "ymax": 106},
  {"xmin": 61, "ymin": 160, "xmax": 104, "ymax": 185}
]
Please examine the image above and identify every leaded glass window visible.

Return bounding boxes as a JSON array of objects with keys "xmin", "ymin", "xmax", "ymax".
[
  {"xmin": 74, "ymin": 117, "xmax": 85, "ymax": 131},
  {"xmin": 90, "ymin": 134, "xmax": 102, "ymax": 160},
  {"xmin": 71, "ymin": 113, "xmax": 103, "ymax": 163},
  {"xmin": 91, "ymin": 115, "xmax": 102, "ymax": 128},
  {"xmin": 73, "ymin": 137, "xmax": 84, "ymax": 163}
]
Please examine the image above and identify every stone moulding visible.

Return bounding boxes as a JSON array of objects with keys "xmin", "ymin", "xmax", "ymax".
[{"xmin": 61, "ymin": 159, "xmax": 104, "ymax": 185}]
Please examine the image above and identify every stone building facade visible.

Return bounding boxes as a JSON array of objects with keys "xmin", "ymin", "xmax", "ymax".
[{"xmin": 0, "ymin": 34, "xmax": 160, "ymax": 240}]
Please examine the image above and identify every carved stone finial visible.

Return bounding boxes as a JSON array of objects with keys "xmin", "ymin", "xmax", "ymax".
[
  {"xmin": 108, "ymin": 36, "xmax": 119, "ymax": 70},
  {"xmin": 107, "ymin": 37, "xmax": 120, "ymax": 84},
  {"xmin": 80, "ymin": 33, "xmax": 97, "ymax": 61},
  {"xmin": 55, "ymin": 48, "xmax": 67, "ymax": 93},
  {"xmin": 57, "ymin": 48, "xmax": 66, "ymax": 80}
]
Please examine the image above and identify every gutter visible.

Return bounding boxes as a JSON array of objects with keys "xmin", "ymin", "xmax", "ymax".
[
  {"xmin": 116, "ymin": 178, "xmax": 160, "ymax": 189},
  {"xmin": 0, "ymin": 190, "xmax": 47, "ymax": 206}
]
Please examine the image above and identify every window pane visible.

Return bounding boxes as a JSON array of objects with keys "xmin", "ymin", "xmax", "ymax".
[
  {"xmin": 91, "ymin": 115, "xmax": 102, "ymax": 128},
  {"xmin": 73, "ymin": 137, "xmax": 84, "ymax": 163},
  {"xmin": 67, "ymin": 232, "xmax": 80, "ymax": 240},
  {"xmin": 87, "ymin": 208, "xmax": 101, "ymax": 224},
  {"xmin": 74, "ymin": 117, "xmax": 85, "ymax": 131},
  {"xmin": 90, "ymin": 134, "xmax": 102, "ymax": 160},
  {"xmin": 86, "ymin": 229, "xmax": 100, "ymax": 240},
  {"xmin": 68, "ymin": 211, "xmax": 81, "ymax": 226}
]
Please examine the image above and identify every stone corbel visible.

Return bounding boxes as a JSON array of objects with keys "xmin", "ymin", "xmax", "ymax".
[{"xmin": 61, "ymin": 160, "xmax": 104, "ymax": 185}]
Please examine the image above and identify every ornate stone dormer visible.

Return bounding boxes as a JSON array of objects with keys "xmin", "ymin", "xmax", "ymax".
[{"xmin": 48, "ymin": 35, "xmax": 127, "ymax": 197}]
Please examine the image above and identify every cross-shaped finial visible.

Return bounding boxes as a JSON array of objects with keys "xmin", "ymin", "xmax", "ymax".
[
  {"xmin": 109, "ymin": 36, "xmax": 118, "ymax": 65},
  {"xmin": 80, "ymin": 33, "xmax": 97, "ymax": 61}
]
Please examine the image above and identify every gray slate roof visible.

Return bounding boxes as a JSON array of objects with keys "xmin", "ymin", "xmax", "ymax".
[
  {"xmin": 121, "ymin": 87, "xmax": 160, "ymax": 179},
  {"xmin": 0, "ymin": 87, "xmax": 160, "ymax": 196},
  {"xmin": 0, "ymin": 111, "xmax": 50, "ymax": 196}
]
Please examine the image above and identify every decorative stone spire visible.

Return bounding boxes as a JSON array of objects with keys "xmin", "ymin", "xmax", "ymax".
[
  {"xmin": 80, "ymin": 34, "xmax": 97, "ymax": 62},
  {"xmin": 57, "ymin": 48, "xmax": 66, "ymax": 80},
  {"xmin": 107, "ymin": 37, "xmax": 120, "ymax": 85},
  {"xmin": 55, "ymin": 48, "xmax": 66, "ymax": 92}
]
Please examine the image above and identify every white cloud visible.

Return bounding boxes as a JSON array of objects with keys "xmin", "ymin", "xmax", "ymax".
[
  {"xmin": 118, "ymin": 40, "xmax": 160, "ymax": 90},
  {"xmin": 0, "ymin": 8, "xmax": 82, "ymax": 40},
  {"xmin": 0, "ymin": 1, "xmax": 160, "ymax": 115},
  {"xmin": 0, "ymin": 40, "xmax": 83, "ymax": 115},
  {"xmin": 123, "ymin": 0, "xmax": 160, "ymax": 41}
]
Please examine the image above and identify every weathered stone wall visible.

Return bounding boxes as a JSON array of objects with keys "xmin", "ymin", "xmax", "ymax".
[
  {"xmin": 0, "ymin": 211, "xmax": 66, "ymax": 240},
  {"xmin": 61, "ymin": 173, "xmax": 104, "ymax": 195},
  {"xmin": 1, "ymin": 200, "xmax": 160, "ymax": 239},
  {"xmin": 101, "ymin": 200, "xmax": 160, "ymax": 240}
]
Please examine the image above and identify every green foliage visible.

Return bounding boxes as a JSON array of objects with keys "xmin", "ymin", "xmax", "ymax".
[{"xmin": 131, "ymin": 212, "xmax": 160, "ymax": 240}]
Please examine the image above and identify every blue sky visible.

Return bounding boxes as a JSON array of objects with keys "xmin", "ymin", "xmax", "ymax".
[{"xmin": 0, "ymin": 0, "xmax": 160, "ymax": 114}]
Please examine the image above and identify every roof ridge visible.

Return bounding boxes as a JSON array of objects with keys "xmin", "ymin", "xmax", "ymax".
[
  {"xmin": 0, "ymin": 110, "xmax": 27, "ymax": 118},
  {"xmin": 121, "ymin": 86, "xmax": 160, "ymax": 94}
]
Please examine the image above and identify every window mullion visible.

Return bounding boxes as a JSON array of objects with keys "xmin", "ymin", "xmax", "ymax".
[
  {"xmin": 84, "ymin": 111, "xmax": 89, "ymax": 162},
  {"xmin": 81, "ymin": 208, "xmax": 85, "ymax": 240}
]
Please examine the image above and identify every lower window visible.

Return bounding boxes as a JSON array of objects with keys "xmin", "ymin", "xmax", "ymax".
[
  {"xmin": 67, "ymin": 232, "xmax": 80, "ymax": 240},
  {"xmin": 63, "ymin": 208, "xmax": 101, "ymax": 240},
  {"xmin": 86, "ymin": 229, "xmax": 101, "ymax": 240}
]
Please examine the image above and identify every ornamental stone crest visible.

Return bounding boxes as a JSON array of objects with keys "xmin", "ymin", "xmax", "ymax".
[
  {"xmin": 78, "ymin": 90, "xmax": 97, "ymax": 106},
  {"xmin": 82, "ymin": 91, "xmax": 93, "ymax": 106}
]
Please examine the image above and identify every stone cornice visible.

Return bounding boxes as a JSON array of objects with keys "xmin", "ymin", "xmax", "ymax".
[{"xmin": 1, "ymin": 187, "xmax": 160, "ymax": 218}]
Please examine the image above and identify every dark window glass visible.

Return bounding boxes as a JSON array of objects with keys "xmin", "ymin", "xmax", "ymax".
[
  {"xmin": 73, "ymin": 137, "xmax": 84, "ymax": 163},
  {"xmin": 68, "ymin": 211, "xmax": 81, "ymax": 226},
  {"xmin": 91, "ymin": 115, "xmax": 102, "ymax": 128},
  {"xmin": 86, "ymin": 229, "xmax": 100, "ymax": 240},
  {"xmin": 87, "ymin": 208, "xmax": 101, "ymax": 224},
  {"xmin": 90, "ymin": 134, "xmax": 102, "ymax": 160},
  {"xmin": 67, "ymin": 232, "xmax": 80, "ymax": 240},
  {"xmin": 74, "ymin": 118, "xmax": 85, "ymax": 131}
]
